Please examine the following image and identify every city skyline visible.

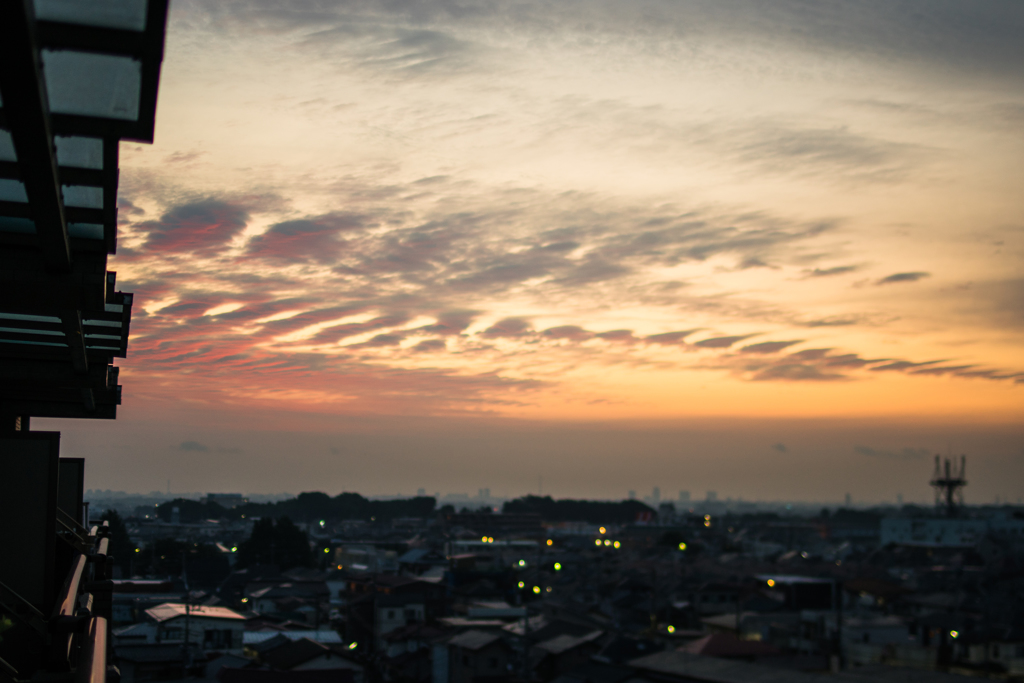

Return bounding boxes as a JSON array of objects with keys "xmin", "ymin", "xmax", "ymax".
[{"xmin": 39, "ymin": 0, "xmax": 1024, "ymax": 500}]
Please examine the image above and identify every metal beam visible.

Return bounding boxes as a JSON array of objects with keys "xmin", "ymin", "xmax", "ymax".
[
  {"xmin": 59, "ymin": 310, "xmax": 88, "ymax": 373},
  {"xmin": 0, "ymin": 0, "xmax": 71, "ymax": 271},
  {"xmin": 134, "ymin": 0, "xmax": 171, "ymax": 144}
]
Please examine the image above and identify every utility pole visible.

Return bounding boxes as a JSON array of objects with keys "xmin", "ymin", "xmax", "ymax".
[{"xmin": 181, "ymin": 549, "xmax": 191, "ymax": 678}]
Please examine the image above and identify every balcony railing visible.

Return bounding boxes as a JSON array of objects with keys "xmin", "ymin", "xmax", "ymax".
[{"xmin": 0, "ymin": 521, "xmax": 113, "ymax": 683}]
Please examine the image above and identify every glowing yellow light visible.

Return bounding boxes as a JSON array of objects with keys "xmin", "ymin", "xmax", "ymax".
[
  {"xmin": 595, "ymin": 539, "xmax": 602, "ymax": 546},
  {"xmin": 482, "ymin": 536, "xmax": 488, "ymax": 542},
  {"xmin": 678, "ymin": 543, "xmax": 687, "ymax": 551},
  {"xmin": 704, "ymin": 515, "xmax": 710, "ymax": 520},
  {"xmin": 599, "ymin": 527, "xmax": 606, "ymax": 534},
  {"xmin": 518, "ymin": 559, "xmax": 526, "ymax": 566},
  {"xmin": 532, "ymin": 586, "xmax": 541, "ymax": 594},
  {"xmin": 554, "ymin": 562, "xmax": 562, "ymax": 571},
  {"xmin": 337, "ymin": 565, "xmax": 342, "ymax": 569},
  {"xmin": 231, "ymin": 547, "xmax": 238, "ymax": 552},
  {"xmin": 704, "ymin": 521, "xmax": 710, "ymax": 527},
  {"xmin": 135, "ymin": 548, "xmax": 140, "ymax": 553},
  {"xmin": 613, "ymin": 541, "xmax": 621, "ymax": 548},
  {"xmin": 241, "ymin": 598, "xmax": 248, "ymax": 603},
  {"xmin": 767, "ymin": 579, "xmax": 776, "ymax": 587},
  {"xmin": 518, "ymin": 581, "xmax": 525, "ymax": 588},
  {"xmin": 546, "ymin": 539, "xmax": 553, "ymax": 546},
  {"xmin": 950, "ymin": 630, "xmax": 959, "ymax": 639},
  {"xmin": 488, "ymin": 537, "xmax": 494, "ymax": 543},
  {"xmin": 349, "ymin": 642, "xmax": 358, "ymax": 650},
  {"xmin": 604, "ymin": 539, "xmax": 611, "ymax": 546},
  {"xmin": 324, "ymin": 548, "xmax": 330, "ymax": 553},
  {"xmin": 667, "ymin": 625, "xmax": 676, "ymax": 634}
]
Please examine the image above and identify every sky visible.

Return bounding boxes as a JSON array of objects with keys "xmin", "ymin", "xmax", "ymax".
[{"xmin": 47, "ymin": 0, "xmax": 1024, "ymax": 503}]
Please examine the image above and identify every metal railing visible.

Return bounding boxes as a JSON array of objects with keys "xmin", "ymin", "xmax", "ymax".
[{"xmin": 0, "ymin": 521, "xmax": 111, "ymax": 683}]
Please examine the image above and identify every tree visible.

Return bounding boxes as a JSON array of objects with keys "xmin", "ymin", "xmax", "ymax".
[
  {"xmin": 136, "ymin": 539, "xmax": 222, "ymax": 578},
  {"xmin": 235, "ymin": 516, "xmax": 311, "ymax": 570},
  {"xmin": 101, "ymin": 509, "xmax": 136, "ymax": 576},
  {"xmin": 155, "ymin": 498, "xmax": 226, "ymax": 523}
]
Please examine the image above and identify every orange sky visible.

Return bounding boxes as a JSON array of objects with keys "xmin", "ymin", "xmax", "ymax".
[{"xmin": 43, "ymin": 0, "xmax": 1024, "ymax": 502}]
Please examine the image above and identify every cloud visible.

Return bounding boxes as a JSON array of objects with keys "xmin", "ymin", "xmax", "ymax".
[
  {"xmin": 412, "ymin": 339, "xmax": 447, "ymax": 352},
  {"xmin": 735, "ymin": 124, "xmax": 927, "ymax": 182},
  {"xmin": 481, "ymin": 317, "xmax": 533, "ymax": 339},
  {"xmin": 854, "ymin": 445, "xmax": 931, "ymax": 460},
  {"xmin": 140, "ymin": 200, "xmax": 249, "ymax": 256},
  {"xmin": 178, "ymin": 441, "xmax": 209, "ymax": 452},
  {"xmin": 805, "ymin": 265, "xmax": 858, "ymax": 278},
  {"xmin": 216, "ymin": 0, "xmax": 1024, "ymax": 86},
  {"xmin": 876, "ymin": 271, "xmax": 930, "ymax": 285},
  {"xmin": 419, "ymin": 310, "xmax": 478, "ymax": 335},
  {"xmin": 645, "ymin": 330, "xmax": 699, "ymax": 345},
  {"xmin": 750, "ymin": 363, "xmax": 848, "ymax": 382},
  {"xmin": 348, "ymin": 333, "xmax": 408, "ymax": 348},
  {"xmin": 595, "ymin": 329, "xmax": 640, "ymax": 344},
  {"xmin": 771, "ymin": 443, "xmax": 788, "ymax": 453},
  {"xmin": 245, "ymin": 213, "xmax": 364, "ymax": 263},
  {"xmin": 741, "ymin": 340, "xmax": 802, "ymax": 354},
  {"xmin": 694, "ymin": 334, "xmax": 755, "ymax": 349},
  {"xmin": 542, "ymin": 325, "xmax": 593, "ymax": 342}
]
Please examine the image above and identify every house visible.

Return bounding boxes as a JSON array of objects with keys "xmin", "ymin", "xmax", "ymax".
[
  {"xmin": 114, "ymin": 642, "xmax": 203, "ymax": 683},
  {"xmin": 397, "ymin": 548, "xmax": 449, "ymax": 576},
  {"xmin": 375, "ymin": 594, "xmax": 427, "ymax": 650},
  {"xmin": 445, "ymin": 629, "xmax": 515, "ymax": 683},
  {"xmin": 145, "ymin": 603, "xmax": 247, "ymax": 653},
  {"xmin": 218, "ymin": 669, "xmax": 356, "ymax": 683},
  {"xmin": 531, "ymin": 631, "xmax": 604, "ymax": 679},
  {"xmin": 380, "ymin": 623, "xmax": 451, "ymax": 682},
  {"xmin": 258, "ymin": 637, "xmax": 365, "ymax": 683},
  {"xmin": 679, "ymin": 633, "xmax": 781, "ymax": 661},
  {"xmin": 344, "ymin": 575, "xmax": 446, "ymax": 652}
]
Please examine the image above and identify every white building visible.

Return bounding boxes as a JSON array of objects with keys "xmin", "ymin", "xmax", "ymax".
[{"xmin": 144, "ymin": 603, "xmax": 247, "ymax": 653}]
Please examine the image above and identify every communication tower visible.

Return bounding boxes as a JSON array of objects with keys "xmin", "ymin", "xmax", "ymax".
[{"xmin": 930, "ymin": 455, "xmax": 967, "ymax": 516}]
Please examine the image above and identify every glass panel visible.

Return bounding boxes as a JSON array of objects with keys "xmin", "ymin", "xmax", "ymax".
[
  {"xmin": 0, "ymin": 338, "xmax": 67, "ymax": 347},
  {"xmin": 62, "ymin": 185, "xmax": 103, "ymax": 208},
  {"xmin": 0, "ymin": 327, "xmax": 63, "ymax": 337},
  {"xmin": 0, "ymin": 217, "xmax": 36, "ymax": 234},
  {"xmin": 0, "ymin": 179, "xmax": 29, "ymax": 203},
  {"xmin": 55, "ymin": 136, "xmax": 103, "ymax": 169},
  {"xmin": 42, "ymin": 51, "xmax": 142, "ymax": 121},
  {"xmin": 0, "ymin": 313, "xmax": 62, "ymax": 323},
  {"xmin": 0, "ymin": 130, "xmax": 16, "ymax": 162},
  {"xmin": 33, "ymin": 0, "xmax": 147, "ymax": 32},
  {"xmin": 68, "ymin": 222, "xmax": 104, "ymax": 239}
]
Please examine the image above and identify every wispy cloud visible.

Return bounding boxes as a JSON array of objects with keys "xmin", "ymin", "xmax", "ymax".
[{"xmin": 877, "ymin": 271, "xmax": 929, "ymax": 285}]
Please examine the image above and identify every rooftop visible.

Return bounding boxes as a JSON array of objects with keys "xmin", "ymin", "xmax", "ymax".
[{"xmin": 146, "ymin": 602, "xmax": 246, "ymax": 623}]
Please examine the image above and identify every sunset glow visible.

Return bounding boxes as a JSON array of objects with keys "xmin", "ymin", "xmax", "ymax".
[{"xmin": 46, "ymin": 0, "xmax": 1024, "ymax": 502}]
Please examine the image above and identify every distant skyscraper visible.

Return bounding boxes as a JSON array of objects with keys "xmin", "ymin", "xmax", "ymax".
[
  {"xmin": 417, "ymin": 488, "xmax": 426, "ymax": 497},
  {"xmin": 706, "ymin": 491, "xmax": 717, "ymax": 502},
  {"xmin": 628, "ymin": 490, "xmax": 636, "ymax": 500},
  {"xmin": 652, "ymin": 487, "xmax": 660, "ymax": 503},
  {"xmin": 845, "ymin": 493, "xmax": 852, "ymax": 507},
  {"xmin": 679, "ymin": 490, "xmax": 691, "ymax": 503},
  {"xmin": 478, "ymin": 488, "xmax": 490, "ymax": 499}
]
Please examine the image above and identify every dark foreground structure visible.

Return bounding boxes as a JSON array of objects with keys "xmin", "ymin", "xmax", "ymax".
[{"xmin": 0, "ymin": 1, "xmax": 168, "ymax": 680}]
